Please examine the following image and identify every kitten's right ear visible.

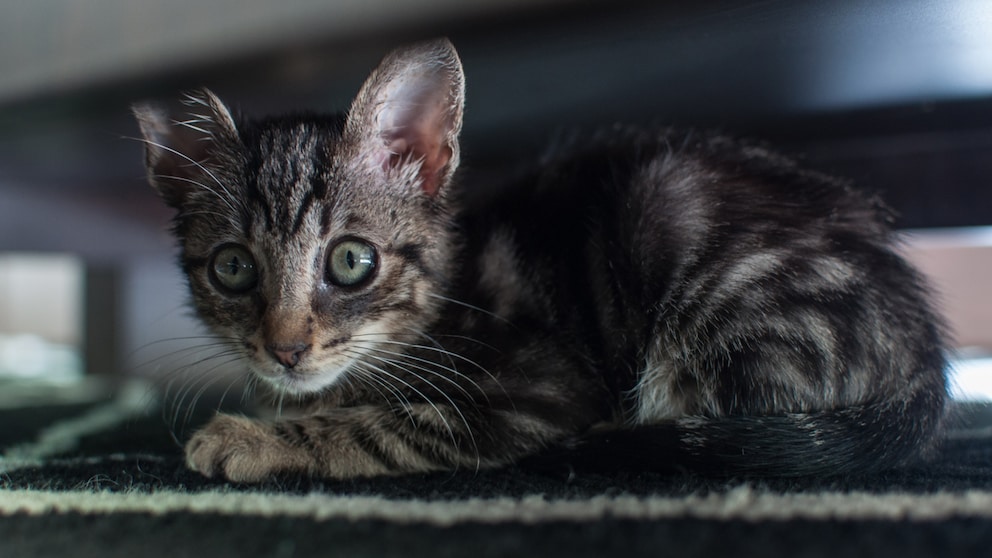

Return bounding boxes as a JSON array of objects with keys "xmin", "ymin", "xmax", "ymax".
[{"xmin": 132, "ymin": 89, "xmax": 239, "ymax": 208}]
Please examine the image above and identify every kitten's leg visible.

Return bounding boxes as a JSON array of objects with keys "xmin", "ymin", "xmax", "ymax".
[
  {"xmin": 185, "ymin": 402, "xmax": 569, "ymax": 482},
  {"xmin": 185, "ymin": 414, "xmax": 316, "ymax": 482}
]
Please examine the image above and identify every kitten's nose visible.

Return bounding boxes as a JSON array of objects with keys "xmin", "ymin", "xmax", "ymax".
[{"xmin": 267, "ymin": 343, "xmax": 310, "ymax": 368}]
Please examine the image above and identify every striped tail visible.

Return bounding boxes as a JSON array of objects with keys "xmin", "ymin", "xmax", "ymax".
[{"xmin": 521, "ymin": 393, "xmax": 945, "ymax": 477}]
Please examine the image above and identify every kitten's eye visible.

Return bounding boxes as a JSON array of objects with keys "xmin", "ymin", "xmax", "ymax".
[
  {"xmin": 209, "ymin": 244, "xmax": 258, "ymax": 294},
  {"xmin": 326, "ymin": 238, "xmax": 377, "ymax": 287}
]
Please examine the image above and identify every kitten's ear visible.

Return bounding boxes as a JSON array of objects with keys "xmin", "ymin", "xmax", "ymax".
[
  {"xmin": 345, "ymin": 39, "xmax": 465, "ymax": 197},
  {"xmin": 132, "ymin": 89, "xmax": 239, "ymax": 208}
]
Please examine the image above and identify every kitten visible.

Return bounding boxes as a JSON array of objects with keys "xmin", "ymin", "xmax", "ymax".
[{"xmin": 134, "ymin": 39, "xmax": 947, "ymax": 482}]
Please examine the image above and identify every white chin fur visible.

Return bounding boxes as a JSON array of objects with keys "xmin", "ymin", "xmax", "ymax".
[{"xmin": 254, "ymin": 362, "xmax": 350, "ymax": 396}]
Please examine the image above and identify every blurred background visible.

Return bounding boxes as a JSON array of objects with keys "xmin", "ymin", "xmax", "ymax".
[{"xmin": 0, "ymin": 0, "xmax": 989, "ymax": 404}]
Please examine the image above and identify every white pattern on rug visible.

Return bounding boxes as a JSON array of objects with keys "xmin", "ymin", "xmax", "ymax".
[
  {"xmin": 2, "ymin": 486, "xmax": 992, "ymax": 525},
  {"xmin": 0, "ymin": 382, "xmax": 152, "ymax": 474}
]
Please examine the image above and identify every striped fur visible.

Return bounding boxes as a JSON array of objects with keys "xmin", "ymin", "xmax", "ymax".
[{"xmin": 135, "ymin": 39, "xmax": 947, "ymax": 482}]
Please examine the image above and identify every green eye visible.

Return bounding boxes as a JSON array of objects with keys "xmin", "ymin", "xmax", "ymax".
[
  {"xmin": 326, "ymin": 239, "xmax": 377, "ymax": 287},
  {"xmin": 210, "ymin": 244, "xmax": 258, "ymax": 293}
]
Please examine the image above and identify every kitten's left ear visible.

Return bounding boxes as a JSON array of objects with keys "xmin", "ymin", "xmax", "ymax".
[{"xmin": 345, "ymin": 39, "xmax": 465, "ymax": 197}]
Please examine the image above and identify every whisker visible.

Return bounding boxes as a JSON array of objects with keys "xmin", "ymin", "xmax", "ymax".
[
  {"xmin": 181, "ymin": 370, "xmax": 228, "ymax": 428},
  {"xmin": 216, "ymin": 373, "xmax": 250, "ymax": 414},
  {"xmin": 349, "ymin": 335, "xmax": 504, "ymax": 396},
  {"xmin": 405, "ymin": 327, "xmax": 458, "ymax": 376},
  {"xmin": 176, "ymin": 209, "xmax": 242, "ymax": 222},
  {"xmin": 241, "ymin": 374, "xmax": 260, "ymax": 407},
  {"xmin": 171, "ymin": 119, "xmax": 212, "ymax": 135},
  {"xmin": 150, "ymin": 173, "xmax": 240, "ymax": 216},
  {"xmin": 343, "ymin": 348, "xmax": 478, "ymax": 460},
  {"xmin": 151, "ymin": 344, "xmax": 244, "ymax": 434},
  {"xmin": 350, "ymin": 364, "xmax": 417, "ymax": 427},
  {"xmin": 182, "ymin": 354, "xmax": 246, "ymax": 427},
  {"xmin": 169, "ymin": 349, "xmax": 244, "ymax": 376},
  {"xmin": 167, "ymin": 374, "xmax": 204, "ymax": 432},
  {"xmin": 426, "ymin": 293, "xmax": 514, "ymax": 326},
  {"xmin": 132, "ymin": 342, "xmax": 238, "ymax": 372},
  {"xmin": 416, "ymin": 332, "xmax": 501, "ymax": 352},
  {"xmin": 123, "ymin": 135, "xmax": 243, "ymax": 213},
  {"xmin": 356, "ymin": 350, "xmax": 482, "ymax": 408},
  {"xmin": 407, "ymin": 327, "xmax": 508, "ymax": 381},
  {"xmin": 180, "ymin": 92, "xmax": 215, "ymax": 110},
  {"xmin": 341, "ymin": 350, "xmax": 461, "ymax": 447},
  {"xmin": 350, "ymin": 343, "xmax": 488, "ymax": 404},
  {"xmin": 132, "ymin": 335, "xmax": 241, "ymax": 350},
  {"xmin": 276, "ymin": 390, "xmax": 287, "ymax": 419}
]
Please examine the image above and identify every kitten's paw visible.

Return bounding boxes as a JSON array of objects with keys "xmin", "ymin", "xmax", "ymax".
[{"xmin": 185, "ymin": 414, "xmax": 307, "ymax": 483}]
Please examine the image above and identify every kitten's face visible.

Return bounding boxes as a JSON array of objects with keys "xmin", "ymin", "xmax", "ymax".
[
  {"xmin": 135, "ymin": 40, "xmax": 465, "ymax": 395},
  {"xmin": 182, "ymin": 133, "xmax": 454, "ymax": 395}
]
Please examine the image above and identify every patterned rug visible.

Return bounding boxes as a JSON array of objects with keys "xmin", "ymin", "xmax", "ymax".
[{"xmin": 2, "ymin": 383, "xmax": 991, "ymax": 557}]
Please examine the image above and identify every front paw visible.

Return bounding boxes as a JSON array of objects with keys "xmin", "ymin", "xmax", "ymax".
[{"xmin": 185, "ymin": 414, "xmax": 307, "ymax": 483}]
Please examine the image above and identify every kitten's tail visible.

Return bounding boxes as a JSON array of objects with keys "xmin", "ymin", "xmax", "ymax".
[{"xmin": 521, "ymin": 393, "xmax": 946, "ymax": 477}]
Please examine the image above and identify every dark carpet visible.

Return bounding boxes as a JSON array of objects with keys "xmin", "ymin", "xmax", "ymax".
[{"xmin": 2, "ymin": 388, "xmax": 991, "ymax": 558}]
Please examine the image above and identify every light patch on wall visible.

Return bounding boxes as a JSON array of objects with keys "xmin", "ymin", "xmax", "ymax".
[
  {"xmin": 949, "ymin": 356, "xmax": 992, "ymax": 401},
  {"xmin": 0, "ymin": 253, "xmax": 83, "ymax": 382},
  {"xmin": 902, "ymin": 227, "xmax": 992, "ymax": 401},
  {"xmin": 792, "ymin": 0, "xmax": 992, "ymax": 110},
  {"xmin": 901, "ymin": 227, "xmax": 992, "ymax": 351}
]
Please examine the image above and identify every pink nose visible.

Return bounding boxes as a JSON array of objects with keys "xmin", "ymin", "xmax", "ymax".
[{"xmin": 267, "ymin": 343, "xmax": 310, "ymax": 368}]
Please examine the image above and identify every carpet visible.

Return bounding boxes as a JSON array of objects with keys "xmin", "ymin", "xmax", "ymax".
[{"xmin": 2, "ymin": 383, "xmax": 992, "ymax": 558}]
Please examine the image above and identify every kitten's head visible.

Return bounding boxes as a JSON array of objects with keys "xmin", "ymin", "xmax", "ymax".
[{"xmin": 134, "ymin": 39, "xmax": 465, "ymax": 395}]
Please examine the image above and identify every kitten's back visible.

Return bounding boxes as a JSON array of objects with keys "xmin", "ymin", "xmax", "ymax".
[{"xmin": 464, "ymin": 128, "xmax": 947, "ymax": 475}]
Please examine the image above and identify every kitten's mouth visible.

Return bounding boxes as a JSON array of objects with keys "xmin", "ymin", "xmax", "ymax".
[{"xmin": 252, "ymin": 357, "xmax": 355, "ymax": 395}]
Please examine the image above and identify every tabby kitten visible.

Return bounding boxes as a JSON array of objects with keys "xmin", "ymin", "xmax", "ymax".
[{"xmin": 135, "ymin": 39, "xmax": 947, "ymax": 482}]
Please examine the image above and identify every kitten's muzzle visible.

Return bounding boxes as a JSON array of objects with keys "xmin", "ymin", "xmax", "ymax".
[{"xmin": 267, "ymin": 343, "xmax": 311, "ymax": 368}]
